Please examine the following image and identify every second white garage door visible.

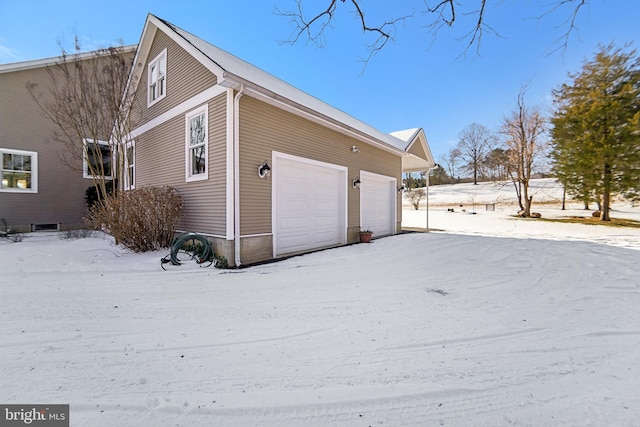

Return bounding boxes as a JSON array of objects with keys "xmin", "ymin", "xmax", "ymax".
[
  {"xmin": 360, "ymin": 171, "xmax": 397, "ymax": 237},
  {"xmin": 273, "ymin": 153, "xmax": 347, "ymax": 256}
]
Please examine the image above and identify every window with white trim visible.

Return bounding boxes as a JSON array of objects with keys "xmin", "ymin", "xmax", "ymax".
[
  {"xmin": 1, "ymin": 148, "xmax": 37, "ymax": 193},
  {"xmin": 124, "ymin": 141, "xmax": 135, "ymax": 190},
  {"xmin": 83, "ymin": 139, "xmax": 113, "ymax": 180},
  {"xmin": 148, "ymin": 49, "xmax": 167, "ymax": 106},
  {"xmin": 185, "ymin": 105, "xmax": 208, "ymax": 182}
]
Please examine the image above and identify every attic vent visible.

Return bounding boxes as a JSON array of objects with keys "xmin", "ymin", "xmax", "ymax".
[{"xmin": 32, "ymin": 223, "xmax": 60, "ymax": 232}]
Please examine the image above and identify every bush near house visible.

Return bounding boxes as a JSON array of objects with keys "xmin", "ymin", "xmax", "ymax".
[
  {"xmin": 85, "ymin": 186, "xmax": 182, "ymax": 252},
  {"xmin": 406, "ymin": 188, "xmax": 426, "ymax": 210}
]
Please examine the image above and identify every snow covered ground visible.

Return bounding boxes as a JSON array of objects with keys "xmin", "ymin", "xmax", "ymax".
[
  {"xmin": 2, "ymin": 179, "xmax": 639, "ymax": 426},
  {"xmin": 405, "ymin": 178, "xmax": 640, "ymax": 251}
]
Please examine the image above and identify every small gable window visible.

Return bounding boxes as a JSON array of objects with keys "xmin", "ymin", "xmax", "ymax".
[
  {"xmin": 148, "ymin": 49, "xmax": 167, "ymax": 106},
  {"xmin": 1, "ymin": 148, "xmax": 37, "ymax": 193},
  {"xmin": 185, "ymin": 105, "xmax": 208, "ymax": 182}
]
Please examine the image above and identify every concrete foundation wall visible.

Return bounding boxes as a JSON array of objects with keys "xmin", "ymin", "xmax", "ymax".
[{"xmin": 240, "ymin": 235, "xmax": 273, "ymax": 265}]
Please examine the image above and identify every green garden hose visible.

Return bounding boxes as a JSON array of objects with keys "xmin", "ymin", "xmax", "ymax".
[{"xmin": 161, "ymin": 232, "xmax": 214, "ymax": 269}]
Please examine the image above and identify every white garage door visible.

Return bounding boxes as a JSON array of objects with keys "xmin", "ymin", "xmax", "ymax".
[
  {"xmin": 361, "ymin": 171, "xmax": 396, "ymax": 237},
  {"xmin": 273, "ymin": 153, "xmax": 347, "ymax": 256}
]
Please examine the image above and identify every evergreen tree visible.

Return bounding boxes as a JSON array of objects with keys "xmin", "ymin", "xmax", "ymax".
[
  {"xmin": 428, "ymin": 164, "xmax": 451, "ymax": 186},
  {"xmin": 484, "ymin": 147, "xmax": 510, "ymax": 181},
  {"xmin": 551, "ymin": 44, "xmax": 640, "ymax": 221}
]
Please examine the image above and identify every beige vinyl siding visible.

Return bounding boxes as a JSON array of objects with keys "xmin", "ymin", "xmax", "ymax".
[
  {"xmin": 135, "ymin": 94, "xmax": 227, "ymax": 235},
  {"xmin": 0, "ymin": 66, "xmax": 93, "ymax": 229},
  {"xmin": 407, "ymin": 139, "xmax": 428, "ymax": 161},
  {"xmin": 135, "ymin": 31, "xmax": 217, "ymax": 127},
  {"xmin": 131, "ymin": 31, "xmax": 225, "ymax": 235},
  {"xmin": 238, "ymin": 95, "xmax": 402, "ymax": 236}
]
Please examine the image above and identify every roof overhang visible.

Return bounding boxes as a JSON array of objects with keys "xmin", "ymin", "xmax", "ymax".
[
  {"xmin": 403, "ymin": 154, "xmax": 434, "ymax": 173},
  {"xmin": 0, "ymin": 46, "xmax": 137, "ymax": 74},
  {"xmin": 219, "ymin": 73, "xmax": 408, "ymax": 157},
  {"xmin": 125, "ymin": 14, "xmax": 434, "ymax": 163},
  {"xmin": 390, "ymin": 128, "xmax": 436, "ymax": 172}
]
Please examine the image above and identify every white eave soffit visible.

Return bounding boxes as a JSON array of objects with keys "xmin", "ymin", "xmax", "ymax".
[
  {"xmin": 220, "ymin": 74, "xmax": 406, "ymax": 157},
  {"xmin": 142, "ymin": 14, "xmax": 408, "ymax": 158}
]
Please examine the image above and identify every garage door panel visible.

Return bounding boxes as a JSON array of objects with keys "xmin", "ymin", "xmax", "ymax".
[
  {"xmin": 314, "ymin": 215, "xmax": 336, "ymax": 226},
  {"xmin": 361, "ymin": 173, "xmax": 395, "ymax": 237},
  {"xmin": 275, "ymin": 155, "xmax": 346, "ymax": 256},
  {"xmin": 278, "ymin": 216, "xmax": 307, "ymax": 229},
  {"xmin": 313, "ymin": 234, "xmax": 339, "ymax": 248}
]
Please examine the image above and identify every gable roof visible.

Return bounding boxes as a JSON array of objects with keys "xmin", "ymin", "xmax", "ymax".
[
  {"xmin": 390, "ymin": 128, "xmax": 436, "ymax": 172},
  {"xmin": 128, "ymin": 14, "xmax": 432, "ymax": 163}
]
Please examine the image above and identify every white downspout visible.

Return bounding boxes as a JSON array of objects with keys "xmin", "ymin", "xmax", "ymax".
[
  {"xmin": 425, "ymin": 165, "xmax": 439, "ymax": 231},
  {"xmin": 426, "ymin": 170, "xmax": 430, "ymax": 231},
  {"xmin": 233, "ymin": 85, "xmax": 244, "ymax": 267}
]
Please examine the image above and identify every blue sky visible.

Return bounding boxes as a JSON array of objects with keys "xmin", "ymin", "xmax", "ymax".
[{"xmin": 1, "ymin": 1, "xmax": 638, "ymax": 160}]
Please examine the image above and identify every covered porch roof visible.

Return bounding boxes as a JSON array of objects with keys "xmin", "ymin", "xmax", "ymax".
[{"xmin": 390, "ymin": 128, "xmax": 437, "ymax": 173}]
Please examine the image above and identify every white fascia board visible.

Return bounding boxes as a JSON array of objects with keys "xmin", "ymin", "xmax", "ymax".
[
  {"xmin": 123, "ymin": 14, "xmax": 225, "ymax": 112},
  {"xmin": 402, "ymin": 154, "xmax": 432, "ymax": 172},
  {"xmin": 148, "ymin": 15, "xmax": 225, "ymax": 81},
  {"xmin": 0, "ymin": 46, "xmax": 136, "ymax": 73},
  {"xmin": 398, "ymin": 128, "xmax": 436, "ymax": 171},
  {"xmin": 221, "ymin": 75, "xmax": 405, "ymax": 158},
  {"xmin": 414, "ymin": 128, "xmax": 436, "ymax": 169},
  {"xmin": 121, "ymin": 17, "xmax": 157, "ymax": 127}
]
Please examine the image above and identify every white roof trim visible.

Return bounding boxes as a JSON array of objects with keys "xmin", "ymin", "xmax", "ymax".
[
  {"xmin": 391, "ymin": 128, "xmax": 436, "ymax": 172},
  {"xmin": 0, "ymin": 46, "xmax": 137, "ymax": 73},
  {"xmin": 145, "ymin": 14, "xmax": 412, "ymax": 155}
]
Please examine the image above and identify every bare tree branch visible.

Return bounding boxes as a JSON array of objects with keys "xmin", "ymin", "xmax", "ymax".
[
  {"xmin": 26, "ymin": 40, "xmax": 137, "ymax": 201},
  {"xmin": 540, "ymin": 0, "xmax": 588, "ymax": 56},
  {"xmin": 425, "ymin": 0, "xmax": 456, "ymax": 27},
  {"xmin": 277, "ymin": 0, "xmax": 413, "ymax": 67},
  {"xmin": 422, "ymin": 0, "xmax": 456, "ymax": 52},
  {"xmin": 351, "ymin": 0, "xmax": 412, "ymax": 67},
  {"xmin": 458, "ymin": 0, "xmax": 502, "ymax": 58},
  {"xmin": 277, "ymin": 0, "xmax": 338, "ymax": 48},
  {"xmin": 278, "ymin": 1, "xmax": 591, "ymax": 64}
]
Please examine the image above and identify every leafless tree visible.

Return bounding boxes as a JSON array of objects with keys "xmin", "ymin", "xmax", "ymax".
[
  {"xmin": 501, "ymin": 85, "xmax": 548, "ymax": 217},
  {"xmin": 26, "ymin": 37, "xmax": 137, "ymax": 201},
  {"xmin": 440, "ymin": 147, "xmax": 461, "ymax": 184},
  {"xmin": 456, "ymin": 123, "xmax": 494, "ymax": 185},
  {"xmin": 406, "ymin": 188, "xmax": 426, "ymax": 210},
  {"xmin": 277, "ymin": 0, "xmax": 590, "ymax": 64}
]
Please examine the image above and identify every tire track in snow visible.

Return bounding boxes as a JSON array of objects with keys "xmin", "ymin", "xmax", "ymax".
[
  {"xmin": 71, "ymin": 383, "xmax": 572, "ymax": 426},
  {"xmin": 380, "ymin": 328, "xmax": 545, "ymax": 352},
  {"xmin": 128, "ymin": 328, "xmax": 332, "ymax": 354}
]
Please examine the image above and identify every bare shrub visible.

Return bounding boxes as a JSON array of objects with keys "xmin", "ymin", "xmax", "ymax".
[
  {"xmin": 85, "ymin": 186, "xmax": 182, "ymax": 252},
  {"xmin": 406, "ymin": 188, "xmax": 426, "ymax": 210}
]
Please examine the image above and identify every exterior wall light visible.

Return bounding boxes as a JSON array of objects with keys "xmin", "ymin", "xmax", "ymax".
[
  {"xmin": 398, "ymin": 185, "xmax": 406, "ymax": 193},
  {"xmin": 258, "ymin": 160, "xmax": 271, "ymax": 179},
  {"xmin": 352, "ymin": 177, "xmax": 361, "ymax": 189},
  {"xmin": 351, "ymin": 145, "xmax": 360, "ymax": 153}
]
